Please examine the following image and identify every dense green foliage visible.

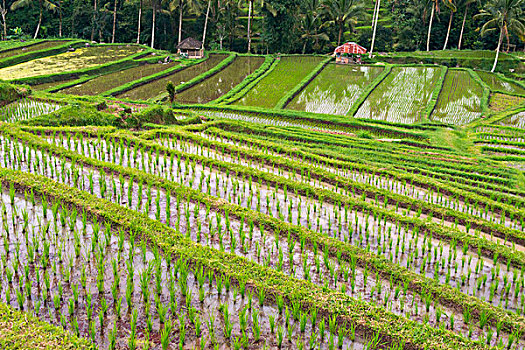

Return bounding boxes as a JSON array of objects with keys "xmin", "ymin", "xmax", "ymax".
[{"xmin": 0, "ymin": 0, "xmax": 523, "ymax": 55}]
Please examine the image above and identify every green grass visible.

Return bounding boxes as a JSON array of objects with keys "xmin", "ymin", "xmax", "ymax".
[
  {"xmin": 476, "ymin": 71, "xmax": 525, "ymax": 95},
  {"xmin": 431, "ymin": 70, "xmax": 482, "ymax": 125},
  {"xmin": 0, "ymin": 40, "xmax": 67, "ymax": 60},
  {"xmin": 354, "ymin": 66, "xmax": 440, "ymax": 123},
  {"xmin": 0, "ymin": 40, "xmax": 39, "ymax": 52},
  {"xmin": 287, "ymin": 63, "xmax": 383, "ymax": 115},
  {"xmin": 175, "ymin": 56, "xmax": 264, "ymax": 104},
  {"xmin": 234, "ymin": 55, "xmax": 324, "ymax": 108},
  {"xmin": 0, "ymin": 45, "xmax": 143, "ymax": 80},
  {"xmin": 489, "ymin": 93, "xmax": 525, "ymax": 112},
  {"xmin": 60, "ymin": 61, "xmax": 177, "ymax": 96},
  {"xmin": 0, "ymin": 303, "xmax": 93, "ymax": 349},
  {"xmin": 117, "ymin": 53, "xmax": 227, "ymax": 101},
  {"xmin": 498, "ymin": 110, "xmax": 525, "ymax": 128}
]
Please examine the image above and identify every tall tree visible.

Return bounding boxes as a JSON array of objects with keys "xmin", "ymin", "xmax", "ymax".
[
  {"xmin": 457, "ymin": 0, "xmax": 475, "ymax": 49},
  {"xmin": 137, "ymin": 0, "xmax": 142, "ymax": 43},
  {"xmin": 169, "ymin": 0, "xmax": 201, "ymax": 44},
  {"xmin": 369, "ymin": 0, "xmax": 380, "ymax": 57},
  {"xmin": 11, "ymin": 0, "xmax": 57, "ymax": 38},
  {"xmin": 201, "ymin": 0, "xmax": 211, "ymax": 49},
  {"xmin": 299, "ymin": 0, "xmax": 327, "ymax": 53},
  {"xmin": 91, "ymin": 0, "xmax": 97, "ymax": 40},
  {"xmin": 0, "ymin": 0, "xmax": 7, "ymax": 40},
  {"xmin": 426, "ymin": 0, "xmax": 438, "ymax": 51},
  {"xmin": 442, "ymin": 0, "xmax": 456, "ymax": 49},
  {"xmin": 151, "ymin": 0, "xmax": 157, "ymax": 47},
  {"xmin": 247, "ymin": 0, "xmax": 253, "ymax": 51},
  {"xmin": 112, "ymin": 0, "xmax": 118, "ymax": 42},
  {"xmin": 475, "ymin": 0, "xmax": 524, "ymax": 71},
  {"xmin": 322, "ymin": 0, "xmax": 364, "ymax": 46}
]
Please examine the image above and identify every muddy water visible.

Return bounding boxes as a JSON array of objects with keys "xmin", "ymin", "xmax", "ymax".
[
  {"xmin": 117, "ymin": 54, "xmax": 227, "ymax": 101},
  {"xmin": 61, "ymin": 62, "xmax": 177, "ymax": 96},
  {"xmin": 175, "ymin": 56, "xmax": 265, "ymax": 104},
  {"xmin": 147, "ymin": 133, "xmax": 525, "ymax": 250},
  {"xmin": 0, "ymin": 185, "xmax": 370, "ymax": 350},
  {"xmin": 39, "ymin": 134, "xmax": 525, "ymax": 316},
  {"xmin": 0, "ymin": 99, "xmax": 62, "ymax": 123},
  {"xmin": 187, "ymin": 131, "xmax": 523, "ymax": 231},
  {"xmin": 2, "ymin": 135, "xmax": 524, "ymax": 348}
]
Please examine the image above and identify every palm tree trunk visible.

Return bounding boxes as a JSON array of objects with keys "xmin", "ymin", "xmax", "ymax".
[
  {"xmin": 426, "ymin": 1, "xmax": 435, "ymax": 51},
  {"xmin": 150, "ymin": 2, "xmax": 156, "ymax": 48},
  {"xmin": 91, "ymin": 0, "xmax": 97, "ymax": 41},
  {"xmin": 457, "ymin": 3, "xmax": 467, "ymax": 50},
  {"xmin": 58, "ymin": 1, "xmax": 62, "ymax": 37},
  {"xmin": 491, "ymin": 27, "xmax": 503, "ymax": 72},
  {"xmin": 34, "ymin": 0, "xmax": 42, "ymax": 39},
  {"xmin": 136, "ymin": 0, "xmax": 142, "ymax": 44},
  {"xmin": 201, "ymin": 0, "xmax": 211, "ymax": 49},
  {"xmin": 1, "ymin": 0, "xmax": 7, "ymax": 40},
  {"xmin": 247, "ymin": 0, "xmax": 252, "ymax": 52},
  {"xmin": 369, "ymin": 0, "xmax": 380, "ymax": 58},
  {"xmin": 442, "ymin": 11, "xmax": 453, "ymax": 50},
  {"xmin": 337, "ymin": 22, "xmax": 343, "ymax": 46},
  {"xmin": 178, "ymin": 0, "xmax": 183, "ymax": 44},
  {"xmin": 112, "ymin": 0, "xmax": 117, "ymax": 43}
]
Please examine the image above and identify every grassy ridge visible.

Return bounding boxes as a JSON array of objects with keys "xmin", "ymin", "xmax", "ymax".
[{"xmin": 0, "ymin": 303, "xmax": 93, "ymax": 349}]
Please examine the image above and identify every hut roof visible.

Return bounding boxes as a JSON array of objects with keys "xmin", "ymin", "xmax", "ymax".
[
  {"xmin": 334, "ymin": 42, "xmax": 367, "ymax": 54},
  {"xmin": 177, "ymin": 37, "xmax": 203, "ymax": 50}
]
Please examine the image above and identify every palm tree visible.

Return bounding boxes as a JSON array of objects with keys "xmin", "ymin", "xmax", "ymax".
[
  {"xmin": 247, "ymin": 0, "xmax": 253, "ymax": 52},
  {"xmin": 111, "ymin": 0, "xmax": 118, "ymax": 42},
  {"xmin": 299, "ymin": 0, "xmax": 327, "ymax": 53},
  {"xmin": 169, "ymin": 0, "xmax": 201, "ymax": 44},
  {"xmin": 475, "ymin": 0, "xmax": 524, "ymax": 71},
  {"xmin": 442, "ymin": 0, "xmax": 456, "ymax": 49},
  {"xmin": 137, "ymin": 0, "xmax": 142, "ymax": 43},
  {"xmin": 123, "ymin": 0, "xmax": 143, "ymax": 44},
  {"xmin": 201, "ymin": 0, "xmax": 211, "ymax": 49},
  {"xmin": 426, "ymin": 0, "xmax": 438, "ymax": 51},
  {"xmin": 10, "ymin": 0, "xmax": 56, "ymax": 39},
  {"xmin": 0, "ymin": 0, "xmax": 7, "ymax": 40},
  {"xmin": 322, "ymin": 0, "xmax": 364, "ymax": 46},
  {"xmin": 369, "ymin": 0, "xmax": 380, "ymax": 57},
  {"xmin": 457, "ymin": 0, "xmax": 476, "ymax": 49}
]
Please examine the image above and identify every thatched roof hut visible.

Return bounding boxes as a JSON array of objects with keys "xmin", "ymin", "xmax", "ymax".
[{"xmin": 176, "ymin": 37, "xmax": 204, "ymax": 59}]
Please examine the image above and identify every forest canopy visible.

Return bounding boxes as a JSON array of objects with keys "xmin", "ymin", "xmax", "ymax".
[{"xmin": 0, "ymin": 0, "xmax": 523, "ymax": 54}]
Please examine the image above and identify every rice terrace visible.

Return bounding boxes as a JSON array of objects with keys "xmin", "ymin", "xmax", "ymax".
[{"xmin": 0, "ymin": 0, "xmax": 524, "ymax": 346}]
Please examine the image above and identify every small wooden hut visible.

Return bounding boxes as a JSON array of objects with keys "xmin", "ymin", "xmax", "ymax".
[
  {"xmin": 334, "ymin": 42, "xmax": 367, "ymax": 64},
  {"xmin": 177, "ymin": 37, "xmax": 204, "ymax": 59}
]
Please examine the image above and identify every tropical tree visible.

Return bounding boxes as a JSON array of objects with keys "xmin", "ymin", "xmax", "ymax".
[
  {"xmin": 0, "ymin": 0, "xmax": 7, "ymax": 40},
  {"xmin": 201, "ymin": 0, "xmax": 211, "ymax": 49},
  {"xmin": 475, "ymin": 0, "xmax": 524, "ymax": 71},
  {"xmin": 322, "ymin": 0, "xmax": 364, "ymax": 46},
  {"xmin": 136, "ymin": 0, "xmax": 143, "ymax": 43},
  {"xmin": 457, "ymin": 0, "xmax": 476, "ymax": 49},
  {"xmin": 442, "ymin": 0, "xmax": 456, "ymax": 49},
  {"xmin": 299, "ymin": 0, "xmax": 327, "ymax": 53},
  {"xmin": 369, "ymin": 0, "xmax": 380, "ymax": 57},
  {"xmin": 170, "ymin": 0, "xmax": 202, "ymax": 44},
  {"xmin": 151, "ymin": 0, "xmax": 159, "ymax": 47},
  {"xmin": 123, "ymin": 0, "xmax": 144, "ymax": 44},
  {"xmin": 112, "ymin": 0, "xmax": 119, "ymax": 42},
  {"xmin": 425, "ymin": 0, "xmax": 438, "ymax": 51},
  {"xmin": 10, "ymin": 0, "xmax": 57, "ymax": 38},
  {"xmin": 247, "ymin": 0, "xmax": 254, "ymax": 52}
]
